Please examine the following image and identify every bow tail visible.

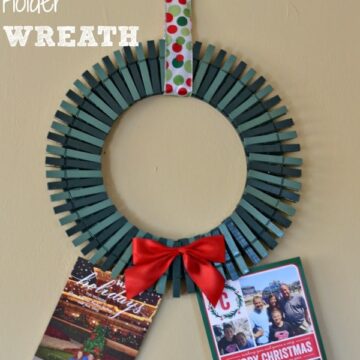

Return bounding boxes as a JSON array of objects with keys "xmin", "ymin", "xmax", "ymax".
[
  {"xmin": 183, "ymin": 254, "xmax": 225, "ymax": 307},
  {"xmin": 125, "ymin": 255, "xmax": 175, "ymax": 299}
]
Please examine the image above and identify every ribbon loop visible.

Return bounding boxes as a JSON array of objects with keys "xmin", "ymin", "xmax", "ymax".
[
  {"xmin": 163, "ymin": 0, "xmax": 193, "ymax": 96},
  {"xmin": 125, "ymin": 235, "xmax": 225, "ymax": 306}
]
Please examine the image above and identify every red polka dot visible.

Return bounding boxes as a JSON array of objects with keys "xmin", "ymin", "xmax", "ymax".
[
  {"xmin": 166, "ymin": 84, "xmax": 173, "ymax": 93},
  {"xmin": 166, "ymin": 13, "xmax": 173, "ymax": 22},
  {"xmin": 179, "ymin": 0, "xmax": 186, "ymax": 4},
  {"xmin": 176, "ymin": 54, "xmax": 184, "ymax": 62},
  {"xmin": 167, "ymin": 25, "xmax": 178, "ymax": 34},
  {"xmin": 186, "ymin": 78, "xmax": 192, "ymax": 86},
  {"xmin": 178, "ymin": 88, "xmax": 188, "ymax": 96},
  {"xmin": 172, "ymin": 43, "xmax": 182, "ymax": 52},
  {"xmin": 166, "ymin": 0, "xmax": 173, "ymax": 2},
  {"xmin": 166, "ymin": 61, "xmax": 169, "ymax": 69}
]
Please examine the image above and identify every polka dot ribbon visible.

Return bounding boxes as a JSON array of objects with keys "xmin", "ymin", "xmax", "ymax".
[{"xmin": 164, "ymin": 0, "xmax": 193, "ymax": 96}]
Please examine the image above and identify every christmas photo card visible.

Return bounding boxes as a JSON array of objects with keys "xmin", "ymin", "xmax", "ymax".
[
  {"xmin": 198, "ymin": 258, "xmax": 327, "ymax": 360},
  {"xmin": 34, "ymin": 258, "xmax": 162, "ymax": 360}
]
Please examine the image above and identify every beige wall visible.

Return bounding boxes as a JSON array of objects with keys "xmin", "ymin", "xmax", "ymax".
[{"xmin": 0, "ymin": 0, "xmax": 359, "ymax": 359}]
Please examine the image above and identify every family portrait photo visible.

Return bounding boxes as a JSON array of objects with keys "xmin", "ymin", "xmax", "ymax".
[{"xmin": 240, "ymin": 264, "xmax": 313, "ymax": 347}]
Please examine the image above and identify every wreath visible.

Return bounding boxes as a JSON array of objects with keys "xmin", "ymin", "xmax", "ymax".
[{"xmin": 46, "ymin": 13, "xmax": 301, "ymax": 297}]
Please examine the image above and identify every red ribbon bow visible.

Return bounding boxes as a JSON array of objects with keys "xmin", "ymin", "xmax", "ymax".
[{"xmin": 125, "ymin": 235, "xmax": 226, "ymax": 306}]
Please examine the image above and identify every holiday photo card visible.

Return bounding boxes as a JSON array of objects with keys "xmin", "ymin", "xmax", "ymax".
[
  {"xmin": 33, "ymin": 258, "xmax": 162, "ymax": 360},
  {"xmin": 198, "ymin": 258, "xmax": 327, "ymax": 360}
]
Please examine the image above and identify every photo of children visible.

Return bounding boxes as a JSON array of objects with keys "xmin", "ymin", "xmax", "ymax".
[
  {"xmin": 240, "ymin": 264, "xmax": 313, "ymax": 346},
  {"xmin": 213, "ymin": 319, "xmax": 255, "ymax": 355}
]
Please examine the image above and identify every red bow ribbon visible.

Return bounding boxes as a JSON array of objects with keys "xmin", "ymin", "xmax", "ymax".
[{"xmin": 125, "ymin": 235, "xmax": 226, "ymax": 306}]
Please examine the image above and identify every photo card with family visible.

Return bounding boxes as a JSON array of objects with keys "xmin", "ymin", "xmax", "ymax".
[{"xmin": 198, "ymin": 257, "xmax": 327, "ymax": 360}]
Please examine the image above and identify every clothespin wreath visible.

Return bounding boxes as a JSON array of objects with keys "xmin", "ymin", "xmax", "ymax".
[{"xmin": 46, "ymin": 0, "xmax": 302, "ymax": 305}]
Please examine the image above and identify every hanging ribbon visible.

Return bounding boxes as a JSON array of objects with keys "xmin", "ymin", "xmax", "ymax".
[
  {"xmin": 125, "ymin": 235, "xmax": 225, "ymax": 306},
  {"xmin": 164, "ymin": 0, "xmax": 193, "ymax": 96}
]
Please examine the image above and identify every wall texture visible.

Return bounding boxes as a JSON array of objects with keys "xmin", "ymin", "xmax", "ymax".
[{"xmin": 0, "ymin": 1, "xmax": 359, "ymax": 359}]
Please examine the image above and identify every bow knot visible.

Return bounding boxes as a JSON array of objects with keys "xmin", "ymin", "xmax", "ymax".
[
  {"xmin": 178, "ymin": 247, "xmax": 186, "ymax": 255},
  {"xmin": 125, "ymin": 235, "xmax": 226, "ymax": 306}
]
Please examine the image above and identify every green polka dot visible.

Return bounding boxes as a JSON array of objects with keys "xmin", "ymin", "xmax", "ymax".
[
  {"xmin": 184, "ymin": 8, "xmax": 191, "ymax": 17},
  {"xmin": 166, "ymin": 49, "xmax": 170, "ymax": 57},
  {"xmin": 166, "ymin": 69, "xmax": 173, "ymax": 81},
  {"xmin": 181, "ymin": 28, "xmax": 190, "ymax": 36},
  {"xmin": 166, "ymin": 34, "xmax": 172, "ymax": 45},
  {"xmin": 176, "ymin": 36, "xmax": 186, "ymax": 45},
  {"xmin": 184, "ymin": 60, "xmax": 192, "ymax": 73},
  {"xmin": 168, "ymin": 5, "xmax": 181, "ymax": 16},
  {"xmin": 177, "ymin": 16, "xmax": 188, "ymax": 26},
  {"xmin": 186, "ymin": 41, "xmax": 192, "ymax": 51},
  {"xmin": 172, "ymin": 59, "xmax": 184, "ymax": 69},
  {"xmin": 174, "ymin": 75, "xmax": 184, "ymax": 85}
]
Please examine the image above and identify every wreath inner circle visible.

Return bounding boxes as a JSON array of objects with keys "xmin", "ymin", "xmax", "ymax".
[{"xmin": 101, "ymin": 94, "xmax": 248, "ymax": 240}]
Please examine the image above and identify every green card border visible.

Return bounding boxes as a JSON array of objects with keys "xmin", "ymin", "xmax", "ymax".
[{"xmin": 196, "ymin": 257, "xmax": 327, "ymax": 360}]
